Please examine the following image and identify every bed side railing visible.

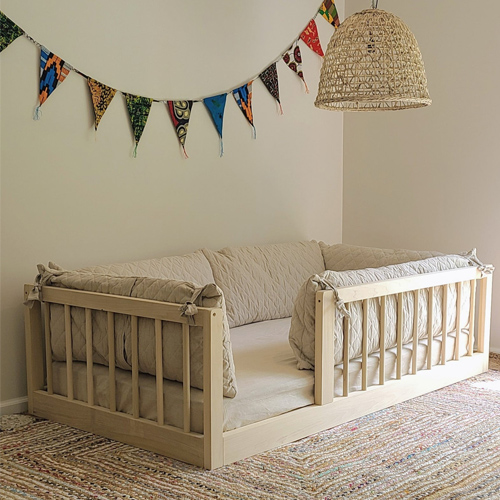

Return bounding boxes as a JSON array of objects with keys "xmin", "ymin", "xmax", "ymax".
[
  {"xmin": 314, "ymin": 267, "xmax": 492, "ymax": 405},
  {"xmin": 24, "ymin": 284, "xmax": 225, "ymax": 469}
]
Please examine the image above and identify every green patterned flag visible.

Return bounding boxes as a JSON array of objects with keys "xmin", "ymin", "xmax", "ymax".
[
  {"xmin": 319, "ymin": 0, "xmax": 340, "ymax": 28},
  {"xmin": 0, "ymin": 12, "xmax": 24, "ymax": 53},
  {"xmin": 125, "ymin": 94, "xmax": 153, "ymax": 156}
]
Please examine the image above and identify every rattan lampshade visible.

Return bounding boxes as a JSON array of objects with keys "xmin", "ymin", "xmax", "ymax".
[{"xmin": 315, "ymin": 8, "xmax": 431, "ymax": 111}]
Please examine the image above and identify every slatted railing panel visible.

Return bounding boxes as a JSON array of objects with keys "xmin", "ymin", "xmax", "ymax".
[
  {"xmin": 44, "ymin": 302, "xmax": 53, "ymax": 395},
  {"xmin": 427, "ymin": 287, "xmax": 434, "ymax": 370},
  {"xmin": 64, "ymin": 305, "xmax": 73, "ymax": 400},
  {"xmin": 131, "ymin": 315, "xmax": 139, "ymax": 419},
  {"xmin": 441, "ymin": 285, "xmax": 448, "ymax": 365},
  {"xmin": 155, "ymin": 319, "xmax": 164, "ymax": 426},
  {"xmin": 85, "ymin": 308, "xmax": 94, "ymax": 406},
  {"xmin": 455, "ymin": 282, "xmax": 462, "ymax": 360},
  {"xmin": 412, "ymin": 289, "xmax": 419, "ymax": 374},
  {"xmin": 107, "ymin": 312, "xmax": 116, "ymax": 412}
]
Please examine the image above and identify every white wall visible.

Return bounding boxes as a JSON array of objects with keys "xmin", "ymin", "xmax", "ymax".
[
  {"xmin": 0, "ymin": 0, "xmax": 344, "ymax": 411},
  {"xmin": 343, "ymin": 0, "xmax": 500, "ymax": 350}
]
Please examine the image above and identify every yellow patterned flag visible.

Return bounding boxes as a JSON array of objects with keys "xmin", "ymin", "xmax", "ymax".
[{"xmin": 88, "ymin": 78, "xmax": 117, "ymax": 131}]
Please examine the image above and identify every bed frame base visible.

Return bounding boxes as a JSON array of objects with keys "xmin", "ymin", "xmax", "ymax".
[{"xmin": 24, "ymin": 269, "xmax": 493, "ymax": 470}]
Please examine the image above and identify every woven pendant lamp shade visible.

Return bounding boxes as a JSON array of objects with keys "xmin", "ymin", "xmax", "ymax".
[{"xmin": 315, "ymin": 9, "xmax": 431, "ymax": 111}]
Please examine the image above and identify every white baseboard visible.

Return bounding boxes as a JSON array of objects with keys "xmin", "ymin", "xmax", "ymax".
[
  {"xmin": 490, "ymin": 346, "xmax": 500, "ymax": 354},
  {"xmin": 0, "ymin": 397, "xmax": 28, "ymax": 415}
]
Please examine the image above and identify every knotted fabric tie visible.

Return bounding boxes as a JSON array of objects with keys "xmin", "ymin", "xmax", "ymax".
[
  {"xmin": 179, "ymin": 286, "xmax": 206, "ymax": 324},
  {"xmin": 461, "ymin": 249, "xmax": 495, "ymax": 277},
  {"xmin": 317, "ymin": 276, "xmax": 352, "ymax": 319}
]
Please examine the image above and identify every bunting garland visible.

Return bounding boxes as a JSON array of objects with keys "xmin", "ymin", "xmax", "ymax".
[
  {"xmin": 167, "ymin": 100, "xmax": 193, "ymax": 158},
  {"xmin": 125, "ymin": 94, "xmax": 153, "ymax": 156},
  {"xmin": 282, "ymin": 42, "xmax": 309, "ymax": 94},
  {"xmin": 203, "ymin": 94, "xmax": 227, "ymax": 157},
  {"xmin": 319, "ymin": 0, "xmax": 340, "ymax": 28},
  {"xmin": 232, "ymin": 82, "xmax": 256, "ymax": 138},
  {"xmin": 300, "ymin": 19, "xmax": 324, "ymax": 57},
  {"xmin": 0, "ymin": 12, "xmax": 24, "ymax": 52},
  {"xmin": 88, "ymin": 78, "xmax": 117, "ymax": 131},
  {"xmin": 259, "ymin": 63, "xmax": 283, "ymax": 115},
  {"xmin": 0, "ymin": 1, "xmax": 341, "ymax": 158},
  {"xmin": 35, "ymin": 47, "xmax": 72, "ymax": 119}
]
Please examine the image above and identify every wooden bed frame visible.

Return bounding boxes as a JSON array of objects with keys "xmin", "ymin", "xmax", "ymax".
[{"xmin": 24, "ymin": 266, "xmax": 492, "ymax": 469}]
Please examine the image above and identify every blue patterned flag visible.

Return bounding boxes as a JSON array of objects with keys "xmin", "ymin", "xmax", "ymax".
[{"xmin": 203, "ymin": 93, "xmax": 227, "ymax": 156}]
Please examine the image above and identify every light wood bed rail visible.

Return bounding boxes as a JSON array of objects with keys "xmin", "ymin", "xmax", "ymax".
[{"xmin": 24, "ymin": 267, "xmax": 492, "ymax": 469}]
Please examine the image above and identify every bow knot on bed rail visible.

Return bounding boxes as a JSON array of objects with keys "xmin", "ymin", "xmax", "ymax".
[
  {"xmin": 461, "ymin": 249, "xmax": 495, "ymax": 277},
  {"xmin": 24, "ymin": 262, "xmax": 65, "ymax": 308},
  {"xmin": 317, "ymin": 276, "xmax": 352, "ymax": 319}
]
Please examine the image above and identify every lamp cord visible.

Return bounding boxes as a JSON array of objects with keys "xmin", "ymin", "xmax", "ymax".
[{"xmin": 372, "ymin": 0, "xmax": 379, "ymax": 8}]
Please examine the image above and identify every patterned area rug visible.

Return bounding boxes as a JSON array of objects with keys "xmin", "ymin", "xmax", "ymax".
[{"xmin": 1, "ymin": 371, "xmax": 500, "ymax": 500}]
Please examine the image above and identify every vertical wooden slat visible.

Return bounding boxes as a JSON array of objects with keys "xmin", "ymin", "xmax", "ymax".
[
  {"xmin": 361, "ymin": 299, "xmax": 368, "ymax": 391},
  {"xmin": 44, "ymin": 302, "xmax": 53, "ymax": 395},
  {"xmin": 467, "ymin": 280, "xmax": 477, "ymax": 356},
  {"xmin": 396, "ymin": 293, "xmax": 403, "ymax": 380},
  {"xmin": 155, "ymin": 319, "xmax": 164, "ymax": 426},
  {"xmin": 131, "ymin": 315, "xmax": 139, "ymax": 419},
  {"xmin": 455, "ymin": 282, "xmax": 462, "ymax": 360},
  {"xmin": 427, "ymin": 287, "xmax": 434, "ymax": 370},
  {"xmin": 441, "ymin": 285, "xmax": 449, "ymax": 365},
  {"xmin": 203, "ymin": 310, "xmax": 224, "ymax": 469},
  {"xmin": 107, "ymin": 312, "xmax": 116, "ymax": 412},
  {"xmin": 477, "ymin": 275, "xmax": 492, "ymax": 356},
  {"xmin": 24, "ymin": 285, "xmax": 44, "ymax": 414},
  {"xmin": 85, "ymin": 308, "xmax": 94, "ymax": 406},
  {"xmin": 412, "ymin": 289, "xmax": 419, "ymax": 375},
  {"xmin": 314, "ymin": 292, "xmax": 335, "ymax": 405},
  {"xmin": 64, "ymin": 305, "xmax": 73, "ymax": 400},
  {"xmin": 343, "ymin": 305, "xmax": 350, "ymax": 397},
  {"xmin": 183, "ymin": 323, "xmax": 191, "ymax": 432},
  {"xmin": 379, "ymin": 296, "xmax": 386, "ymax": 385}
]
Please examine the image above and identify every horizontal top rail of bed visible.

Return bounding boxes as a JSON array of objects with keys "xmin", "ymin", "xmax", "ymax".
[
  {"xmin": 322, "ymin": 266, "xmax": 482, "ymax": 304},
  {"xmin": 29, "ymin": 285, "xmax": 216, "ymax": 327}
]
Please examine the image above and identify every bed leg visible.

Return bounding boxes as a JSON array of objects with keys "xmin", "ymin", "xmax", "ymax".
[
  {"xmin": 315, "ymin": 292, "xmax": 335, "ymax": 405},
  {"xmin": 477, "ymin": 275, "xmax": 492, "ymax": 370},
  {"xmin": 203, "ymin": 310, "xmax": 224, "ymax": 469},
  {"xmin": 24, "ymin": 285, "xmax": 45, "ymax": 415}
]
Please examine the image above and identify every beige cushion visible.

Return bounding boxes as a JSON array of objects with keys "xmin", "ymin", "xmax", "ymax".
[
  {"xmin": 80, "ymin": 249, "xmax": 215, "ymax": 286},
  {"xmin": 42, "ymin": 265, "xmax": 237, "ymax": 398},
  {"xmin": 320, "ymin": 242, "xmax": 443, "ymax": 271},
  {"xmin": 203, "ymin": 241, "xmax": 325, "ymax": 328}
]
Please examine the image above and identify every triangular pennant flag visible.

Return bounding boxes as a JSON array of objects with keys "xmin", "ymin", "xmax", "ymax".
[
  {"xmin": 300, "ymin": 19, "xmax": 324, "ymax": 57},
  {"xmin": 125, "ymin": 94, "xmax": 153, "ymax": 157},
  {"xmin": 88, "ymin": 78, "xmax": 117, "ymax": 131},
  {"xmin": 319, "ymin": 0, "xmax": 340, "ymax": 28},
  {"xmin": 232, "ymin": 82, "xmax": 256, "ymax": 138},
  {"xmin": 167, "ymin": 100, "xmax": 193, "ymax": 158},
  {"xmin": 282, "ymin": 42, "xmax": 309, "ymax": 93},
  {"xmin": 259, "ymin": 63, "xmax": 283, "ymax": 115},
  {"xmin": 0, "ymin": 12, "xmax": 24, "ymax": 53},
  {"xmin": 203, "ymin": 93, "xmax": 227, "ymax": 156},
  {"xmin": 35, "ymin": 46, "xmax": 72, "ymax": 119}
]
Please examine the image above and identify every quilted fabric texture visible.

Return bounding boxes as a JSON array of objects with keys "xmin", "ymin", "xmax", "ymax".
[
  {"xmin": 44, "ymin": 266, "xmax": 237, "ymax": 398},
  {"xmin": 203, "ymin": 241, "xmax": 325, "ymax": 328},
  {"xmin": 79, "ymin": 250, "xmax": 215, "ymax": 286},
  {"xmin": 289, "ymin": 255, "xmax": 473, "ymax": 370},
  {"xmin": 320, "ymin": 242, "xmax": 443, "ymax": 271}
]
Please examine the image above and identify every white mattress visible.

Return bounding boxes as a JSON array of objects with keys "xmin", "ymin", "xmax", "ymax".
[{"xmin": 52, "ymin": 318, "xmax": 469, "ymax": 432}]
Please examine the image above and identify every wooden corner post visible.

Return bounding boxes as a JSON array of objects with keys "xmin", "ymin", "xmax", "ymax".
[
  {"xmin": 315, "ymin": 290, "xmax": 335, "ymax": 405},
  {"xmin": 24, "ymin": 284, "xmax": 45, "ymax": 414},
  {"xmin": 203, "ymin": 308, "xmax": 224, "ymax": 469}
]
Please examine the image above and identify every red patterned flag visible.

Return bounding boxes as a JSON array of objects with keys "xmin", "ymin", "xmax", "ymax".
[
  {"xmin": 282, "ymin": 42, "xmax": 309, "ymax": 93},
  {"xmin": 300, "ymin": 19, "xmax": 324, "ymax": 57}
]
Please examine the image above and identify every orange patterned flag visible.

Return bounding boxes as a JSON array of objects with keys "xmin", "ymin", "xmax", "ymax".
[{"xmin": 88, "ymin": 78, "xmax": 117, "ymax": 131}]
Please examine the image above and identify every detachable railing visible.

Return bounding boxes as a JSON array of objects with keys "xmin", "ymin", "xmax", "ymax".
[{"xmin": 314, "ymin": 268, "xmax": 492, "ymax": 405}]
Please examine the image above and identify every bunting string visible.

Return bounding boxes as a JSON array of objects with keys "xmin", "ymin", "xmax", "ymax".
[{"xmin": 0, "ymin": 3, "xmax": 340, "ymax": 157}]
